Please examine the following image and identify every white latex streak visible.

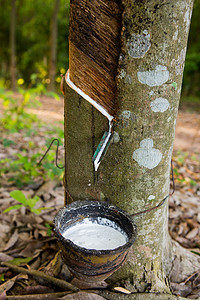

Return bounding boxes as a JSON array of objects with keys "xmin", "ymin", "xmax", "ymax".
[
  {"xmin": 65, "ymin": 70, "xmax": 114, "ymax": 122},
  {"xmin": 94, "ymin": 120, "xmax": 112, "ymax": 171}
]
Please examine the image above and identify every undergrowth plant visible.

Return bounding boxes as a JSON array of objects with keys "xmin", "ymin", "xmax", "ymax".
[
  {"xmin": 172, "ymin": 151, "xmax": 198, "ymax": 188},
  {"xmin": 0, "ymin": 88, "xmax": 39, "ymax": 132},
  {"xmin": 0, "ymin": 85, "xmax": 60, "ymax": 132},
  {"xmin": 3, "ymin": 190, "xmax": 49, "ymax": 214},
  {"xmin": 0, "ymin": 149, "xmax": 64, "ymax": 188},
  {"xmin": 0, "ymin": 85, "xmax": 64, "ymax": 188}
]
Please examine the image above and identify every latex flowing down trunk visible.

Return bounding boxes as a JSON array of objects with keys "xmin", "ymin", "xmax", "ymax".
[{"xmin": 64, "ymin": 0, "xmax": 194, "ymax": 293}]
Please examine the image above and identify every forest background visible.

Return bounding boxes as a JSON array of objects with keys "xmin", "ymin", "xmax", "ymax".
[{"xmin": 0, "ymin": 0, "xmax": 200, "ymax": 106}]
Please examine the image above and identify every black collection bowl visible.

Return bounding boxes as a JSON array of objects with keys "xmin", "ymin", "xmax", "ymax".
[{"xmin": 54, "ymin": 200, "xmax": 137, "ymax": 282}]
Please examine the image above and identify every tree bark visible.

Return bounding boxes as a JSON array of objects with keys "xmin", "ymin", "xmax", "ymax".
[
  {"xmin": 64, "ymin": 0, "xmax": 200, "ymax": 295},
  {"xmin": 10, "ymin": 0, "xmax": 16, "ymax": 91},
  {"xmin": 48, "ymin": 0, "xmax": 60, "ymax": 92}
]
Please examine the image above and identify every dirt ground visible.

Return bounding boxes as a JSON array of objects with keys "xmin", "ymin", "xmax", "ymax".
[{"xmin": 27, "ymin": 96, "xmax": 200, "ymax": 153}]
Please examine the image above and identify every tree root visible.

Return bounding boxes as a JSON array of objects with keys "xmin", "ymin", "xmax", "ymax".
[
  {"xmin": 169, "ymin": 239, "xmax": 200, "ymax": 283},
  {"xmin": 5, "ymin": 291, "xmax": 191, "ymax": 300},
  {"xmin": 97, "ymin": 290, "xmax": 194, "ymax": 300},
  {"xmin": 1, "ymin": 262, "xmax": 79, "ymax": 292},
  {"xmin": 5, "ymin": 291, "xmax": 71, "ymax": 300}
]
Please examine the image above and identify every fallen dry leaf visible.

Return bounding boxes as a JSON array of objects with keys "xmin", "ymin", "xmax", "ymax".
[
  {"xmin": 0, "ymin": 290, "xmax": 6, "ymax": 300},
  {"xmin": 0, "ymin": 253, "xmax": 13, "ymax": 262},
  {"xmin": 186, "ymin": 228, "xmax": 199, "ymax": 239},
  {"xmin": 0, "ymin": 275, "xmax": 18, "ymax": 293},
  {"xmin": 19, "ymin": 241, "xmax": 43, "ymax": 257},
  {"xmin": 194, "ymin": 273, "xmax": 200, "ymax": 287},
  {"xmin": 3, "ymin": 230, "xmax": 19, "ymax": 251},
  {"xmin": 113, "ymin": 286, "xmax": 131, "ymax": 294},
  {"xmin": 170, "ymin": 282, "xmax": 192, "ymax": 297}
]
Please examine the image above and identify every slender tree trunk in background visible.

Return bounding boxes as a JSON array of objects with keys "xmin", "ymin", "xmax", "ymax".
[
  {"xmin": 64, "ymin": 0, "xmax": 200, "ymax": 296},
  {"xmin": 10, "ymin": 0, "xmax": 16, "ymax": 91},
  {"xmin": 48, "ymin": 0, "xmax": 60, "ymax": 92}
]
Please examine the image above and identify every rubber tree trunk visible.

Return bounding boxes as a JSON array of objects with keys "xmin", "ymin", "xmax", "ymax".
[
  {"xmin": 48, "ymin": 0, "xmax": 60, "ymax": 92},
  {"xmin": 64, "ymin": 0, "xmax": 194, "ymax": 293},
  {"xmin": 10, "ymin": 0, "xmax": 16, "ymax": 91}
]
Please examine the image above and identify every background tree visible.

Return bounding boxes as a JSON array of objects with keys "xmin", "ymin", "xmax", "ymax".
[
  {"xmin": 48, "ymin": 0, "xmax": 60, "ymax": 92},
  {"xmin": 0, "ymin": 0, "xmax": 69, "ymax": 89},
  {"xmin": 64, "ymin": 0, "xmax": 200, "ymax": 296},
  {"xmin": 10, "ymin": 0, "xmax": 16, "ymax": 91},
  {"xmin": 183, "ymin": 0, "xmax": 200, "ymax": 100}
]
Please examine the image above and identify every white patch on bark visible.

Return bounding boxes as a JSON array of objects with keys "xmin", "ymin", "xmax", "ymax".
[
  {"xmin": 118, "ymin": 70, "xmax": 132, "ymax": 84},
  {"xmin": 172, "ymin": 48, "xmax": 187, "ymax": 75},
  {"xmin": 149, "ymin": 90, "xmax": 154, "ymax": 96},
  {"xmin": 120, "ymin": 110, "xmax": 133, "ymax": 119},
  {"xmin": 173, "ymin": 28, "xmax": 178, "ymax": 40},
  {"xmin": 124, "ymin": 75, "xmax": 132, "ymax": 84},
  {"xmin": 110, "ymin": 131, "xmax": 120, "ymax": 144},
  {"xmin": 143, "ymin": 29, "xmax": 151, "ymax": 39},
  {"xmin": 150, "ymin": 98, "xmax": 170, "ymax": 112},
  {"xmin": 137, "ymin": 65, "xmax": 169, "ymax": 86},
  {"xmin": 132, "ymin": 138, "xmax": 162, "ymax": 169},
  {"xmin": 148, "ymin": 195, "xmax": 155, "ymax": 200},
  {"xmin": 184, "ymin": 9, "xmax": 192, "ymax": 32},
  {"xmin": 167, "ymin": 116, "xmax": 172, "ymax": 122},
  {"xmin": 119, "ymin": 110, "xmax": 136, "ymax": 128},
  {"xmin": 118, "ymin": 69, "xmax": 126, "ymax": 79},
  {"xmin": 127, "ymin": 33, "xmax": 151, "ymax": 58}
]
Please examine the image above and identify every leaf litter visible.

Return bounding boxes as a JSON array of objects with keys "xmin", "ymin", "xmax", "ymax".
[{"xmin": 0, "ymin": 99, "xmax": 200, "ymax": 299}]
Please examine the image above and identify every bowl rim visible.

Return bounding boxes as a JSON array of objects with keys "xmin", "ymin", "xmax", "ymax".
[{"xmin": 53, "ymin": 200, "xmax": 137, "ymax": 255}]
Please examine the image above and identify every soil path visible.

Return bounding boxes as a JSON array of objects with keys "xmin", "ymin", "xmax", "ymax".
[
  {"xmin": 1, "ymin": 95, "xmax": 199, "ymax": 152},
  {"xmin": 32, "ymin": 96, "xmax": 200, "ymax": 153},
  {"xmin": 173, "ymin": 111, "xmax": 200, "ymax": 152}
]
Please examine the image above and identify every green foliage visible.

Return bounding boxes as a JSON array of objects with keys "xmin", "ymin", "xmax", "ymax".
[
  {"xmin": 175, "ymin": 151, "xmax": 189, "ymax": 165},
  {"xmin": 171, "ymin": 82, "xmax": 177, "ymax": 90},
  {"xmin": 0, "ymin": 152, "xmax": 42, "ymax": 188},
  {"xmin": 45, "ymin": 223, "xmax": 52, "ymax": 237},
  {"xmin": 0, "ymin": 85, "xmax": 61, "ymax": 132},
  {"xmin": 0, "ymin": 148, "xmax": 64, "ymax": 188},
  {"xmin": 0, "ymin": 0, "xmax": 69, "ymax": 89},
  {"xmin": 2, "ymin": 138, "xmax": 16, "ymax": 147},
  {"xmin": 8, "ymin": 257, "xmax": 33, "ymax": 265},
  {"xmin": 0, "ymin": 125, "xmax": 64, "ymax": 188},
  {"xmin": 191, "ymin": 250, "xmax": 200, "ymax": 256},
  {"xmin": 0, "ymin": 0, "xmax": 200, "ymax": 103},
  {"xmin": 3, "ymin": 190, "xmax": 49, "ymax": 215},
  {"xmin": 0, "ymin": 273, "xmax": 5, "ymax": 282},
  {"xmin": 43, "ymin": 162, "xmax": 63, "ymax": 180},
  {"xmin": 173, "ymin": 151, "xmax": 199, "ymax": 188},
  {"xmin": 182, "ymin": 0, "xmax": 200, "ymax": 100},
  {"xmin": 0, "ymin": 88, "xmax": 39, "ymax": 132}
]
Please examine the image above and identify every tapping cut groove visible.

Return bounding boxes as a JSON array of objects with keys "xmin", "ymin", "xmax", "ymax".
[{"xmin": 69, "ymin": 0, "xmax": 123, "ymax": 117}]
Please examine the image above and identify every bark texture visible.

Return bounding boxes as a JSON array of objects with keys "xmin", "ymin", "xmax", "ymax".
[
  {"xmin": 69, "ymin": 0, "xmax": 122, "ymax": 116},
  {"xmin": 64, "ymin": 0, "xmax": 197, "ymax": 294}
]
